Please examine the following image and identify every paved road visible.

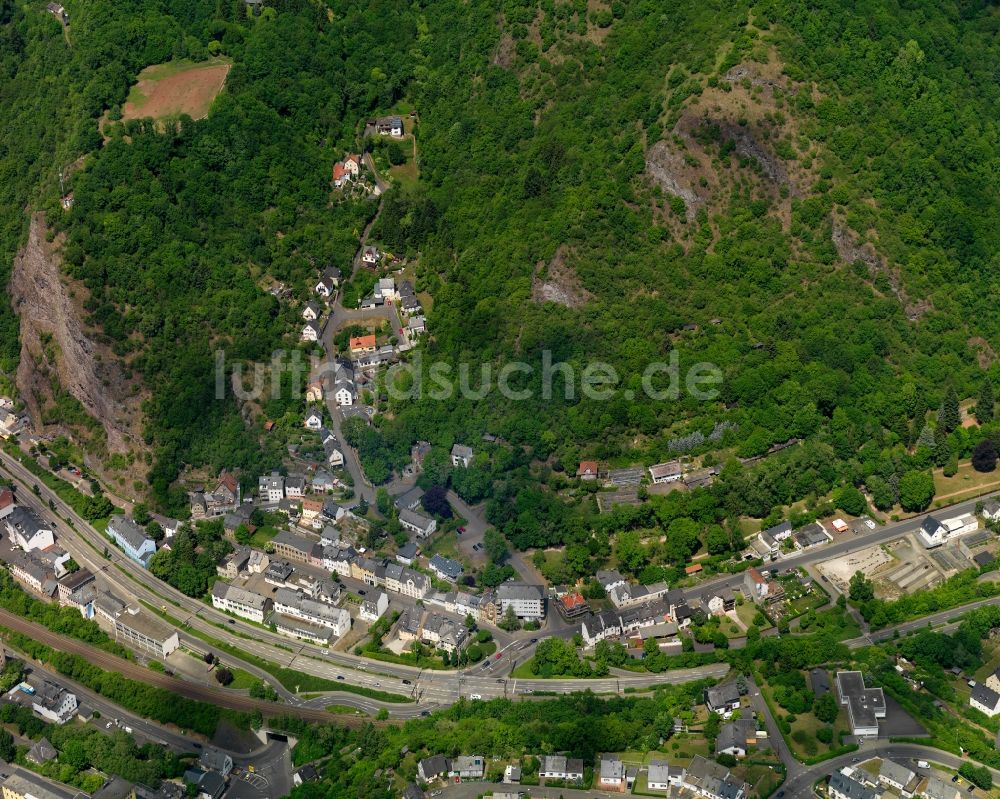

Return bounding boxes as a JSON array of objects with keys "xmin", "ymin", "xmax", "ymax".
[
  {"xmin": 0, "ymin": 452, "xmax": 732, "ymax": 719},
  {"xmin": 11, "ymin": 647, "xmax": 205, "ymax": 753},
  {"xmin": 432, "ymin": 744, "xmax": 997, "ymax": 799},
  {"xmin": 682, "ymin": 494, "xmax": 997, "ymax": 604},
  {"xmin": 0, "ymin": 608, "xmax": 345, "ymax": 725},
  {"xmin": 845, "ymin": 596, "xmax": 1000, "ymax": 648}
]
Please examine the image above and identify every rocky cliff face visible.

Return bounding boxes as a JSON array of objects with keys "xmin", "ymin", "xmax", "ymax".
[{"xmin": 11, "ymin": 214, "xmax": 146, "ymax": 459}]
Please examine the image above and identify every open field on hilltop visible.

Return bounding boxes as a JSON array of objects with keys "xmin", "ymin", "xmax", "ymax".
[{"xmin": 122, "ymin": 58, "xmax": 231, "ymax": 121}]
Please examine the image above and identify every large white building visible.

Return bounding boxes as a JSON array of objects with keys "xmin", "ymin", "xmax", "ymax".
[
  {"xmin": 496, "ymin": 583, "xmax": 545, "ymax": 621},
  {"xmin": 919, "ymin": 513, "xmax": 978, "ymax": 548},
  {"xmin": 5, "ymin": 507, "xmax": 55, "ymax": 552},
  {"xmin": 258, "ymin": 472, "xmax": 285, "ymax": 503},
  {"xmin": 211, "ymin": 581, "xmax": 272, "ymax": 623},
  {"xmin": 31, "ymin": 681, "xmax": 78, "ymax": 724},
  {"xmin": 273, "ymin": 588, "xmax": 351, "ymax": 637}
]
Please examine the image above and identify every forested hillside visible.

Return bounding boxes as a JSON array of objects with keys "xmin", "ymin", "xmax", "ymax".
[
  {"xmin": 3, "ymin": 0, "xmax": 1000, "ymax": 522},
  {"xmin": 0, "ymin": 0, "xmax": 417, "ymax": 507}
]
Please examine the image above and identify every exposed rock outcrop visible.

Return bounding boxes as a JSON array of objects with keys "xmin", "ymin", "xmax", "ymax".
[{"xmin": 12, "ymin": 214, "xmax": 145, "ymax": 454}]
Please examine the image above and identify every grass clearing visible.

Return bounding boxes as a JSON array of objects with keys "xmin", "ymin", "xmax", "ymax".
[
  {"xmin": 932, "ymin": 461, "xmax": 1000, "ymax": 506},
  {"xmin": 121, "ymin": 58, "xmax": 231, "ymax": 121}
]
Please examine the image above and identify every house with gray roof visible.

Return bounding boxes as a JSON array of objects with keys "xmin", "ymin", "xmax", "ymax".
[
  {"xmin": 428, "ymin": 554, "xmax": 462, "ymax": 582},
  {"xmin": 450, "ymin": 444, "xmax": 474, "ymax": 467},
  {"xmin": 399, "ymin": 508, "xmax": 437, "ymax": 538},
  {"xmin": 538, "ymin": 755, "xmax": 584, "ymax": 782},
  {"xmin": 829, "ymin": 771, "xmax": 880, "ymax": 799}
]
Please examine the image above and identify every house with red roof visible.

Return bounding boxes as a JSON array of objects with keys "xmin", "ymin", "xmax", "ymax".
[
  {"xmin": 576, "ymin": 460, "xmax": 600, "ymax": 481},
  {"xmin": 349, "ymin": 334, "xmax": 377, "ymax": 354}
]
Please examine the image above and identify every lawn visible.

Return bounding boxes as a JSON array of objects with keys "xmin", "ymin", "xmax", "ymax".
[
  {"xmin": 760, "ymin": 678, "xmax": 850, "ymax": 760},
  {"xmin": 227, "ymin": 666, "xmax": 259, "ymax": 691},
  {"xmin": 387, "ymin": 135, "xmax": 420, "ymax": 188},
  {"xmin": 932, "ymin": 461, "xmax": 1000, "ymax": 507},
  {"xmin": 327, "ymin": 704, "xmax": 368, "ymax": 715},
  {"xmin": 972, "ymin": 640, "xmax": 1000, "ymax": 683},
  {"xmin": 736, "ymin": 601, "xmax": 771, "ymax": 630},
  {"xmin": 742, "ymin": 764, "xmax": 784, "ymax": 799}
]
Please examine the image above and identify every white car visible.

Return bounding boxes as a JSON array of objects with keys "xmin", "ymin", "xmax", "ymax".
[{"xmin": 469, "ymin": 693, "xmax": 482, "ymax": 700}]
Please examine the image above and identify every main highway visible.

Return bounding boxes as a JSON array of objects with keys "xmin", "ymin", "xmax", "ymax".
[
  {"xmin": 3, "ymin": 442, "xmax": 999, "ymax": 721},
  {"xmin": 0, "ymin": 450, "xmax": 728, "ymax": 716}
]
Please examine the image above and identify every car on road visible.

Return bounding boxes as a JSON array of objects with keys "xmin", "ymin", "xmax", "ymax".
[
  {"xmin": 358, "ymin": 589, "xmax": 367, "ymax": 595},
  {"xmin": 776, "ymin": 792, "xmax": 784, "ymax": 798},
  {"xmin": 402, "ymin": 679, "xmax": 412, "ymax": 685},
  {"xmin": 967, "ymin": 786, "xmax": 975, "ymax": 793},
  {"xmin": 496, "ymin": 679, "xmax": 504, "ymax": 683},
  {"xmin": 458, "ymin": 526, "xmax": 466, "ymax": 533},
  {"xmin": 227, "ymin": 619, "xmax": 235, "ymax": 624},
  {"xmin": 495, "ymin": 653, "xmax": 502, "ymax": 660},
  {"xmin": 336, "ymin": 675, "xmax": 345, "ymax": 681},
  {"xmin": 193, "ymin": 743, "xmax": 202, "ymax": 749},
  {"xmin": 469, "ymin": 694, "xmax": 482, "ymax": 700},
  {"xmin": 952, "ymin": 776, "xmax": 960, "ymax": 783},
  {"xmin": 431, "ymin": 792, "xmax": 442, "ymax": 797},
  {"xmin": 420, "ymin": 710, "xmax": 430, "ymax": 716},
  {"xmin": 529, "ymin": 638, "xmax": 537, "ymax": 643}
]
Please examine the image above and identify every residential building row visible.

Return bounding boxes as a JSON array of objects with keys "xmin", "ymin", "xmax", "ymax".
[
  {"xmin": 828, "ymin": 760, "xmax": 959, "ymax": 799},
  {"xmin": 416, "ymin": 753, "xmax": 747, "ymax": 799}
]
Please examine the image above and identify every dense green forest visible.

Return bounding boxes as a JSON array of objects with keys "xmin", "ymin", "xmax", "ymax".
[{"xmin": 4, "ymin": 0, "xmax": 1000, "ymax": 523}]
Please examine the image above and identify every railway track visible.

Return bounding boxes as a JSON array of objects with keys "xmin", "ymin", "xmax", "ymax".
[{"xmin": 0, "ymin": 608, "xmax": 373, "ymax": 727}]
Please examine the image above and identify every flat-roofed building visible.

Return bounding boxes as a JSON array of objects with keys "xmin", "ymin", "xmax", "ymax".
[
  {"xmin": 112, "ymin": 610, "xmax": 179, "ymax": 658},
  {"xmin": 836, "ymin": 671, "xmax": 886, "ymax": 738}
]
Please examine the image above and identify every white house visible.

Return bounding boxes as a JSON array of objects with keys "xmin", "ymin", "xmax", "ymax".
[
  {"xmin": 829, "ymin": 771, "xmax": 880, "ymax": 799},
  {"xmin": 301, "ymin": 321, "xmax": 321, "ymax": 342},
  {"xmin": 302, "ymin": 302, "xmax": 321, "ymax": 321},
  {"xmin": 211, "ymin": 581, "xmax": 272, "ymax": 623},
  {"xmin": 451, "ymin": 443, "xmax": 474, "ymax": 467},
  {"xmin": 359, "ymin": 591, "xmax": 389, "ymax": 622},
  {"xmin": 399, "ymin": 508, "xmax": 437, "ymax": 538},
  {"xmin": 334, "ymin": 363, "xmax": 355, "ymax": 407},
  {"xmin": 362, "ymin": 246, "xmax": 380, "ymax": 266},
  {"xmin": 538, "ymin": 756, "xmax": 584, "ymax": 783},
  {"xmin": 5, "ymin": 508, "xmax": 55, "ymax": 552},
  {"xmin": 919, "ymin": 513, "xmax": 979, "ymax": 548},
  {"xmin": 31, "ymin": 682, "xmax": 78, "ymax": 724},
  {"xmin": 878, "ymin": 760, "xmax": 918, "ymax": 797},
  {"xmin": 647, "ymin": 760, "xmax": 684, "ymax": 792},
  {"xmin": 980, "ymin": 499, "xmax": 1000, "ymax": 522},
  {"xmin": 970, "ymin": 683, "xmax": 1000, "ymax": 717},
  {"xmin": 304, "ymin": 407, "xmax": 324, "ymax": 430},
  {"xmin": 496, "ymin": 583, "xmax": 545, "ymax": 621},
  {"xmin": 258, "ymin": 472, "xmax": 285, "ymax": 503},
  {"xmin": 836, "ymin": 671, "xmax": 885, "ymax": 738}
]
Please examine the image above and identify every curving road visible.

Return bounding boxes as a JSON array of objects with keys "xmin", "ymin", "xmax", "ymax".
[
  {"xmin": 0, "ymin": 607, "xmax": 352, "ymax": 725},
  {"xmin": 0, "ymin": 452, "xmax": 731, "ymax": 720}
]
